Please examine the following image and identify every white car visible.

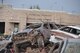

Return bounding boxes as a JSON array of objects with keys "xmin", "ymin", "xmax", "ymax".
[{"xmin": 51, "ymin": 26, "xmax": 80, "ymax": 39}]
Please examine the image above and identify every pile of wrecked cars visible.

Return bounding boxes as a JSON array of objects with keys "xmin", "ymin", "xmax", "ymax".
[{"xmin": 0, "ymin": 22, "xmax": 80, "ymax": 53}]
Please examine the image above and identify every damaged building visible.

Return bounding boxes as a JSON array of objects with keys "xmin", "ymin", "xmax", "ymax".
[{"xmin": 0, "ymin": 4, "xmax": 80, "ymax": 35}]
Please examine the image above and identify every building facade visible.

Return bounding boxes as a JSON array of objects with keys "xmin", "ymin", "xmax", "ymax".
[{"xmin": 0, "ymin": 5, "xmax": 80, "ymax": 35}]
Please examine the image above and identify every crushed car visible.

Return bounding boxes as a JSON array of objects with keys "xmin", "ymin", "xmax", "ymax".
[{"xmin": 12, "ymin": 22, "xmax": 59, "ymax": 53}]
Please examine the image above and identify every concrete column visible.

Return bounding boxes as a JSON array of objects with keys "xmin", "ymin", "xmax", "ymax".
[
  {"xmin": 4, "ymin": 22, "xmax": 11, "ymax": 35},
  {"xmin": 19, "ymin": 17, "xmax": 26, "ymax": 32}
]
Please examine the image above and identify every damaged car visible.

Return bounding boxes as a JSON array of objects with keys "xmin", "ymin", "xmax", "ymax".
[{"xmin": 51, "ymin": 25, "xmax": 80, "ymax": 39}]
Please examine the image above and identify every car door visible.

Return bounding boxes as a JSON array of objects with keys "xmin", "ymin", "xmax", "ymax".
[{"xmin": 61, "ymin": 39, "xmax": 80, "ymax": 53}]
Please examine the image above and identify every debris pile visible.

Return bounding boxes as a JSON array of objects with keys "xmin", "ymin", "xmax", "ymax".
[{"xmin": 13, "ymin": 27, "xmax": 58, "ymax": 53}]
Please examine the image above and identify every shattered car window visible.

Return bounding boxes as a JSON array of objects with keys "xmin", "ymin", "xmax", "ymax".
[
  {"xmin": 60, "ymin": 27, "xmax": 71, "ymax": 32},
  {"xmin": 49, "ymin": 23, "xmax": 58, "ymax": 29},
  {"xmin": 43, "ymin": 23, "xmax": 49, "ymax": 29}
]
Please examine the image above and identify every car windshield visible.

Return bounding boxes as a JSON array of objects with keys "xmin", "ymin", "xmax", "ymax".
[{"xmin": 60, "ymin": 27, "xmax": 71, "ymax": 32}]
